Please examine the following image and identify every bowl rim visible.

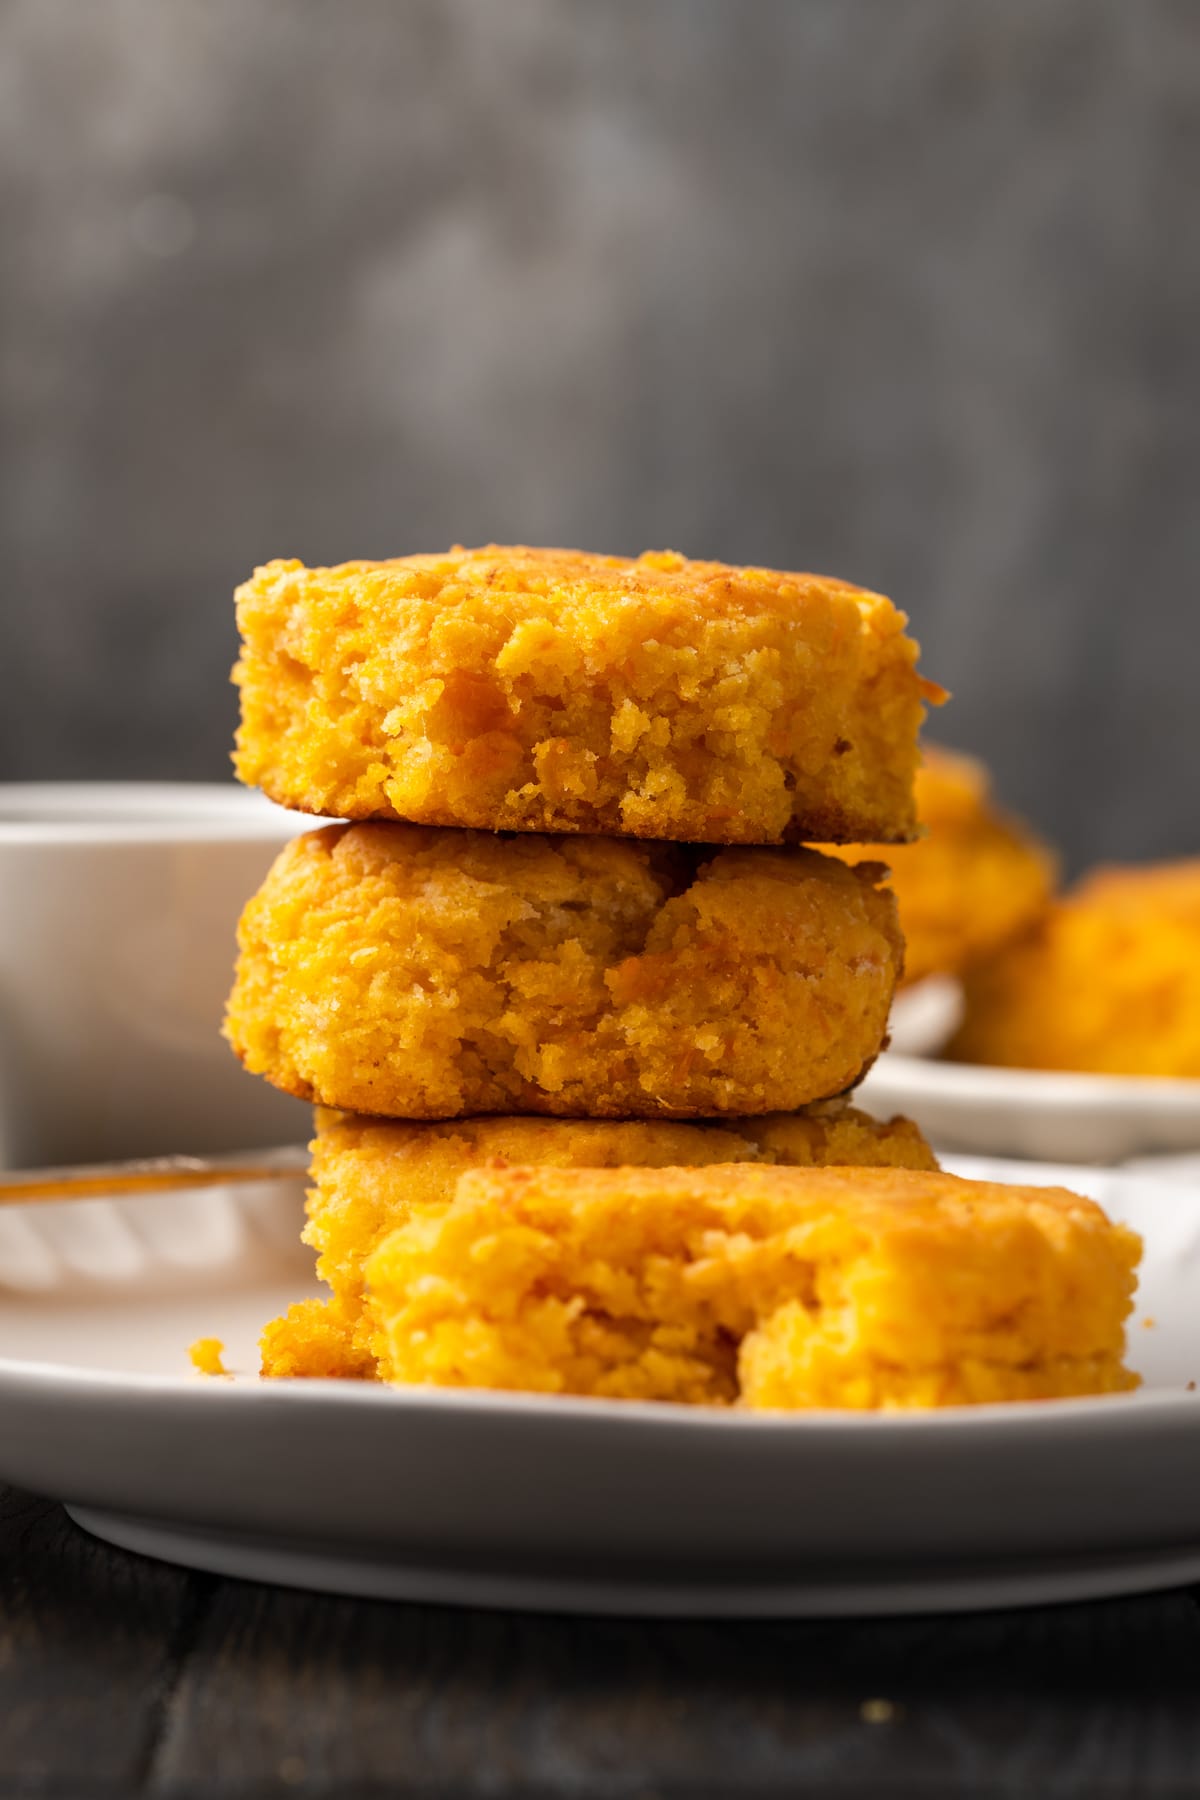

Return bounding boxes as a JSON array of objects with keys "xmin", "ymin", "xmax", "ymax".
[{"xmin": 0, "ymin": 782, "xmax": 313, "ymax": 846}]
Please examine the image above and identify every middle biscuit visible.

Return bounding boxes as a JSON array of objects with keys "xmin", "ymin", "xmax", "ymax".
[{"xmin": 226, "ymin": 823, "xmax": 903, "ymax": 1119}]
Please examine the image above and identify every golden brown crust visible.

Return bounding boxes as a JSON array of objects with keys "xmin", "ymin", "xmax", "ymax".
[
  {"xmin": 226, "ymin": 823, "xmax": 904, "ymax": 1120},
  {"xmin": 257, "ymin": 1101, "xmax": 938, "ymax": 1380},
  {"xmin": 233, "ymin": 545, "xmax": 936, "ymax": 846},
  {"xmin": 951, "ymin": 858, "xmax": 1200, "ymax": 1075},
  {"xmin": 820, "ymin": 746, "xmax": 1057, "ymax": 985},
  {"xmin": 365, "ymin": 1164, "xmax": 1141, "ymax": 1409}
]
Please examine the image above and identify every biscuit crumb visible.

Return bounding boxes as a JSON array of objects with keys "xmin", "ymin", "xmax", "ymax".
[{"xmin": 188, "ymin": 1336, "xmax": 229, "ymax": 1377}]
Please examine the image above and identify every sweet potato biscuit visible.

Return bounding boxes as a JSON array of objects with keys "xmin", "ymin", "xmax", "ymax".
[
  {"xmin": 225, "ymin": 823, "xmax": 904, "ymax": 1119},
  {"xmin": 823, "ymin": 747, "xmax": 1056, "ymax": 986},
  {"xmin": 259, "ymin": 1101, "xmax": 938, "ymax": 1379},
  {"xmin": 233, "ymin": 545, "xmax": 938, "ymax": 846},
  {"xmin": 951, "ymin": 859, "xmax": 1200, "ymax": 1076},
  {"xmin": 365, "ymin": 1164, "xmax": 1141, "ymax": 1409}
]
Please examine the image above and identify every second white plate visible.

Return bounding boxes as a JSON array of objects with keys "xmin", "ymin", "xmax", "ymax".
[{"xmin": 863, "ymin": 1054, "xmax": 1200, "ymax": 1163}]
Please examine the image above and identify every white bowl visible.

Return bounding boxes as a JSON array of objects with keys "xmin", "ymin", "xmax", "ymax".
[{"xmin": 0, "ymin": 783, "xmax": 315, "ymax": 1167}]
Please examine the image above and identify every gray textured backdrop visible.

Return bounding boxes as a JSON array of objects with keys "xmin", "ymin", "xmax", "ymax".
[{"xmin": 2, "ymin": 0, "xmax": 1197, "ymax": 867}]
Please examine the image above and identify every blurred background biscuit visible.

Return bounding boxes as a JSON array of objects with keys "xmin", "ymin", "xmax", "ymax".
[
  {"xmin": 950, "ymin": 859, "xmax": 1200, "ymax": 1076},
  {"xmin": 823, "ymin": 746, "xmax": 1057, "ymax": 986}
]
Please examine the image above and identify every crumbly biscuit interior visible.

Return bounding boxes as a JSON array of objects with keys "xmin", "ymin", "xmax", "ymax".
[{"xmin": 365, "ymin": 1164, "xmax": 1140, "ymax": 1410}]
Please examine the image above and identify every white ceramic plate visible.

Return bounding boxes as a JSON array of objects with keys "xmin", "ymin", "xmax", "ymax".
[
  {"xmin": 869, "ymin": 980, "xmax": 1200, "ymax": 1164},
  {"xmin": 3, "ymin": 1158, "xmax": 1200, "ymax": 1615}
]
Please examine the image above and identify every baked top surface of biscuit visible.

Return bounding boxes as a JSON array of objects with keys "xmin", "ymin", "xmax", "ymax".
[
  {"xmin": 258, "ymin": 1101, "xmax": 938, "ymax": 1380},
  {"xmin": 233, "ymin": 544, "xmax": 937, "ymax": 846},
  {"xmin": 226, "ymin": 823, "xmax": 904, "ymax": 1120},
  {"xmin": 363, "ymin": 1163, "xmax": 1140, "ymax": 1410},
  {"xmin": 823, "ymin": 746, "xmax": 1056, "ymax": 986},
  {"xmin": 951, "ymin": 857, "xmax": 1200, "ymax": 1076}
]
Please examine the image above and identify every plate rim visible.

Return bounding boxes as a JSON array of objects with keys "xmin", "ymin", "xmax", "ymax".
[
  {"xmin": 2, "ymin": 1351, "xmax": 1197, "ymax": 1435},
  {"xmin": 2, "ymin": 1156, "xmax": 1196, "ymax": 1436},
  {"xmin": 0, "ymin": 780, "xmax": 317, "ymax": 847}
]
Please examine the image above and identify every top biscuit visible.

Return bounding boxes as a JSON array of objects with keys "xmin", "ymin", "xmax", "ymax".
[{"xmin": 233, "ymin": 545, "xmax": 937, "ymax": 844}]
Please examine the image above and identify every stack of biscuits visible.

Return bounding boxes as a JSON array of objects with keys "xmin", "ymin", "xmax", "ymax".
[{"xmin": 223, "ymin": 545, "xmax": 1139, "ymax": 1409}]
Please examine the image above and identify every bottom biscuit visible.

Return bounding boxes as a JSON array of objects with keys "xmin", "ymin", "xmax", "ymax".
[
  {"xmin": 365, "ymin": 1164, "xmax": 1140, "ymax": 1410},
  {"xmin": 260, "ymin": 1100, "xmax": 937, "ymax": 1380}
]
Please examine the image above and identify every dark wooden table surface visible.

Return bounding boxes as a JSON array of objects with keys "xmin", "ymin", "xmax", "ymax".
[{"xmin": 5, "ymin": 1482, "xmax": 1200, "ymax": 1800}]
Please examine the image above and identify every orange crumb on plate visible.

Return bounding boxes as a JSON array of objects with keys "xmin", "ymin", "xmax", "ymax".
[{"xmin": 189, "ymin": 1336, "xmax": 229, "ymax": 1377}]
